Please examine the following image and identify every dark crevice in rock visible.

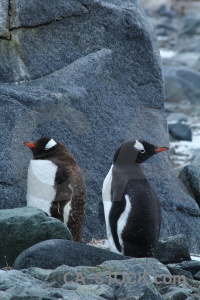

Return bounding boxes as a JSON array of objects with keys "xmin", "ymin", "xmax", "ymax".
[
  {"xmin": 79, "ymin": 1, "xmax": 91, "ymax": 11},
  {"xmin": 0, "ymin": 35, "xmax": 11, "ymax": 40},
  {"xmin": 0, "ymin": 181, "xmax": 13, "ymax": 186},
  {"xmin": 9, "ymin": 11, "xmax": 89, "ymax": 32},
  {"xmin": 8, "ymin": 0, "xmax": 12, "ymax": 17},
  {"xmin": 176, "ymin": 205, "xmax": 200, "ymax": 217}
]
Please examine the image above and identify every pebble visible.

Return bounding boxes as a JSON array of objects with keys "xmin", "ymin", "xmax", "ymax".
[{"xmin": 168, "ymin": 123, "xmax": 192, "ymax": 141}]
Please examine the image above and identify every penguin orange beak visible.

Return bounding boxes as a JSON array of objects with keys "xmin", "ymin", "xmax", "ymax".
[
  {"xmin": 24, "ymin": 142, "xmax": 36, "ymax": 149},
  {"xmin": 154, "ymin": 147, "xmax": 169, "ymax": 153}
]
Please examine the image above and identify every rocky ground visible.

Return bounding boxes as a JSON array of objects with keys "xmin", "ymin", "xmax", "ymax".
[
  {"xmin": 1, "ymin": 257, "xmax": 200, "ymax": 300},
  {"xmin": 0, "ymin": 211, "xmax": 200, "ymax": 300}
]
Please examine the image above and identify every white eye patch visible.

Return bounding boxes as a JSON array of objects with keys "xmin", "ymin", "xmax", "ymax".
[
  {"xmin": 134, "ymin": 140, "xmax": 145, "ymax": 152},
  {"xmin": 45, "ymin": 139, "xmax": 57, "ymax": 150}
]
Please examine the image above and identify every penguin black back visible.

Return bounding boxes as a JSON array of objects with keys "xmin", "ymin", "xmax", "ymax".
[
  {"xmin": 103, "ymin": 139, "xmax": 168, "ymax": 258},
  {"xmin": 24, "ymin": 136, "xmax": 86, "ymax": 242}
]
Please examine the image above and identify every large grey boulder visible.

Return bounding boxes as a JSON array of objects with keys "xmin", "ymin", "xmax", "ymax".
[
  {"xmin": 0, "ymin": 207, "xmax": 72, "ymax": 268},
  {"xmin": 0, "ymin": 0, "xmax": 200, "ymax": 252},
  {"xmin": 13, "ymin": 239, "xmax": 129, "ymax": 270}
]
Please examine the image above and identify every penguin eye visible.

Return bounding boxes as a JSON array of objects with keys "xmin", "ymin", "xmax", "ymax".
[
  {"xmin": 140, "ymin": 149, "xmax": 145, "ymax": 153},
  {"xmin": 44, "ymin": 145, "xmax": 56, "ymax": 151}
]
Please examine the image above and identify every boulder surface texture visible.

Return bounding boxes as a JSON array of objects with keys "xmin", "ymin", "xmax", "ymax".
[
  {"xmin": 13, "ymin": 239, "xmax": 130, "ymax": 270},
  {"xmin": 0, "ymin": 207, "xmax": 72, "ymax": 268},
  {"xmin": 0, "ymin": 0, "xmax": 200, "ymax": 252}
]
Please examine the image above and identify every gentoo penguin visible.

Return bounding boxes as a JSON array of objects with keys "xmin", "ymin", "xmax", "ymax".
[
  {"xmin": 102, "ymin": 140, "xmax": 168, "ymax": 258},
  {"xmin": 24, "ymin": 136, "xmax": 86, "ymax": 242}
]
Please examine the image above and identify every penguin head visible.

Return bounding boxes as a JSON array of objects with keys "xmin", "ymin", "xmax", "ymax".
[
  {"xmin": 113, "ymin": 140, "xmax": 168, "ymax": 165},
  {"xmin": 24, "ymin": 136, "xmax": 60, "ymax": 158}
]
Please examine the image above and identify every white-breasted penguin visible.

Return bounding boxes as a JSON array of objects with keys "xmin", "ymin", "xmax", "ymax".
[
  {"xmin": 24, "ymin": 136, "xmax": 86, "ymax": 242},
  {"xmin": 102, "ymin": 139, "xmax": 168, "ymax": 257}
]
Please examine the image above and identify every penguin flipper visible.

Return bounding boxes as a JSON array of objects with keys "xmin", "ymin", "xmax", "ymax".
[
  {"xmin": 109, "ymin": 191, "xmax": 126, "ymax": 253},
  {"xmin": 54, "ymin": 165, "xmax": 73, "ymax": 200}
]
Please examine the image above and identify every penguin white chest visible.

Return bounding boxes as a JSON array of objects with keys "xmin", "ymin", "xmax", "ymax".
[
  {"xmin": 102, "ymin": 165, "xmax": 113, "ymax": 227},
  {"xmin": 117, "ymin": 194, "xmax": 132, "ymax": 253},
  {"xmin": 103, "ymin": 165, "xmax": 132, "ymax": 255},
  {"xmin": 102, "ymin": 165, "xmax": 121, "ymax": 254},
  {"xmin": 26, "ymin": 159, "xmax": 58, "ymax": 215}
]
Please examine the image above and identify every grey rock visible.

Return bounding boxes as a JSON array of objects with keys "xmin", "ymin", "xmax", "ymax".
[
  {"xmin": 0, "ymin": 0, "xmax": 199, "ymax": 254},
  {"xmin": 0, "ymin": 0, "xmax": 10, "ymax": 39},
  {"xmin": 167, "ymin": 264, "xmax": 193, "ymax": 280},
  {"xmin": 163, "ymin": 288, "xmax": 194, "ymax": 300},
  {"xmin": 168, "ymin": 123, "xmax": 192, "ymax": 141},
  {"xmin": 47, "ymin": 265, "xmax": 79, "ymax": 286},
  {"xmin": 62, "ymin": 282, "xmax": 79, "ymax": 290},
  {"xmin": 155, "ymin": 22, "xmax": 177, "ymax": 37},
  {"xmin": 155, "ymin": 26, "xmax": 170, "ymax": 37},
  {"xmin": 157, "ymin": 284, "xmax": 183, "ymax": 297},
  {"xmin": 11, "ymin": 257, "xmax": 200, "ymax": 300},
  {"xmin": 0, "ymin": 0, "xmax": 164, "ymax": 83},
  {"xmin": 0, "ymin": 207, "xmax": 72, "ymax": 268},
  {"xmin": 0, "ymin": 269, "xmax": 104, "ymax": 299},
  {"xmin": 10, "ymin": 0, "xmax": 88, "ymax": 29},
  {"xmin": 0, "ymin": 269, "xmax": 43, "ymax": 295},
  {"xmin": 110, "ymin": 265, "xmax": 162, "ymax": 300},
  {"xmin": 155, "ymin": 4, "xmax": 176, "ymax": 18},
  {"xmin": 21, "ymin": 267, "xmax": 52, "ymax": 281},
  {"xmin": 195, "ymin": 57, "xmax": 200, "ymax": 73},
  {"xmin": 99, "ymin": 260, "xmax": 165, "ymax": 299},
  {"xmin": 171, "ymin": 261, "xmax": 200, "ymax": 277},
  {"xmin": 1, "ymin": 258, "xmax": 171, "ymax": 300},
  {"xmin": 43, "ymin": 281, "xmax": 60, "ymax": 289},
  {"xmin": 9, "ymin": 297, "xmax": 58, "ymax": 300},
  {"xmin": 188, "ymin": 278, "xmax": 200, "ymax": 291},
  {"xmin": 76, "ymin": 284, "xmax": 115, "ymax": 300},
  {"xmin": 194, "ymin": 271, "xmax": 200, "ymax": 281},
  {"xmin": 13, "ymin": 239, "xmax": 130, "ymax": 270},
  {"xmin": 0, "ymin": 291, "xmax": 10, "ymax": 300},
  {"xmin": 165, "ymin": 52, "xmax": 200, "ymax": 72},
  {"xmin": 164, "ymin": 66, "xmax": 200, "ymax": 104},
  {"xmin": 155, "ymin": 234, "xmax": 191, "ymax": 264},
  {"xmin": 179, "ymin": 165, "xmax": 200, "ymax": 207},
  {"xmin": 191, "ymin": 149, "xmax": 200, "ymax": 167},
  {"xmin": 84, "ymin": 272, "xmax": 113, "ymax": 285},
  {"xmin": 180, "ymin": 13, "xmax": 200, "ymax": 35},
  {"xmin": 167, "ymin": 112, "xmax": 191, "ymax": 124},
  {"xmin": 100, "ymin": 257, "xmax": 171, "ymax": 277},
  {"xmin": 78, "ymin": 259, "xmax": 165, "ymax": 299}
]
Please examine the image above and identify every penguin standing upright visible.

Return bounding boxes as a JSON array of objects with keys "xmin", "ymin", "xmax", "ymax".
[
  {"xmin": 24, "ymin": 136, "xmax": 86, "ymax": 242},
  {"xmin": 102, "ymin": 139, "xmax": 168, "ymax": 257}
]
